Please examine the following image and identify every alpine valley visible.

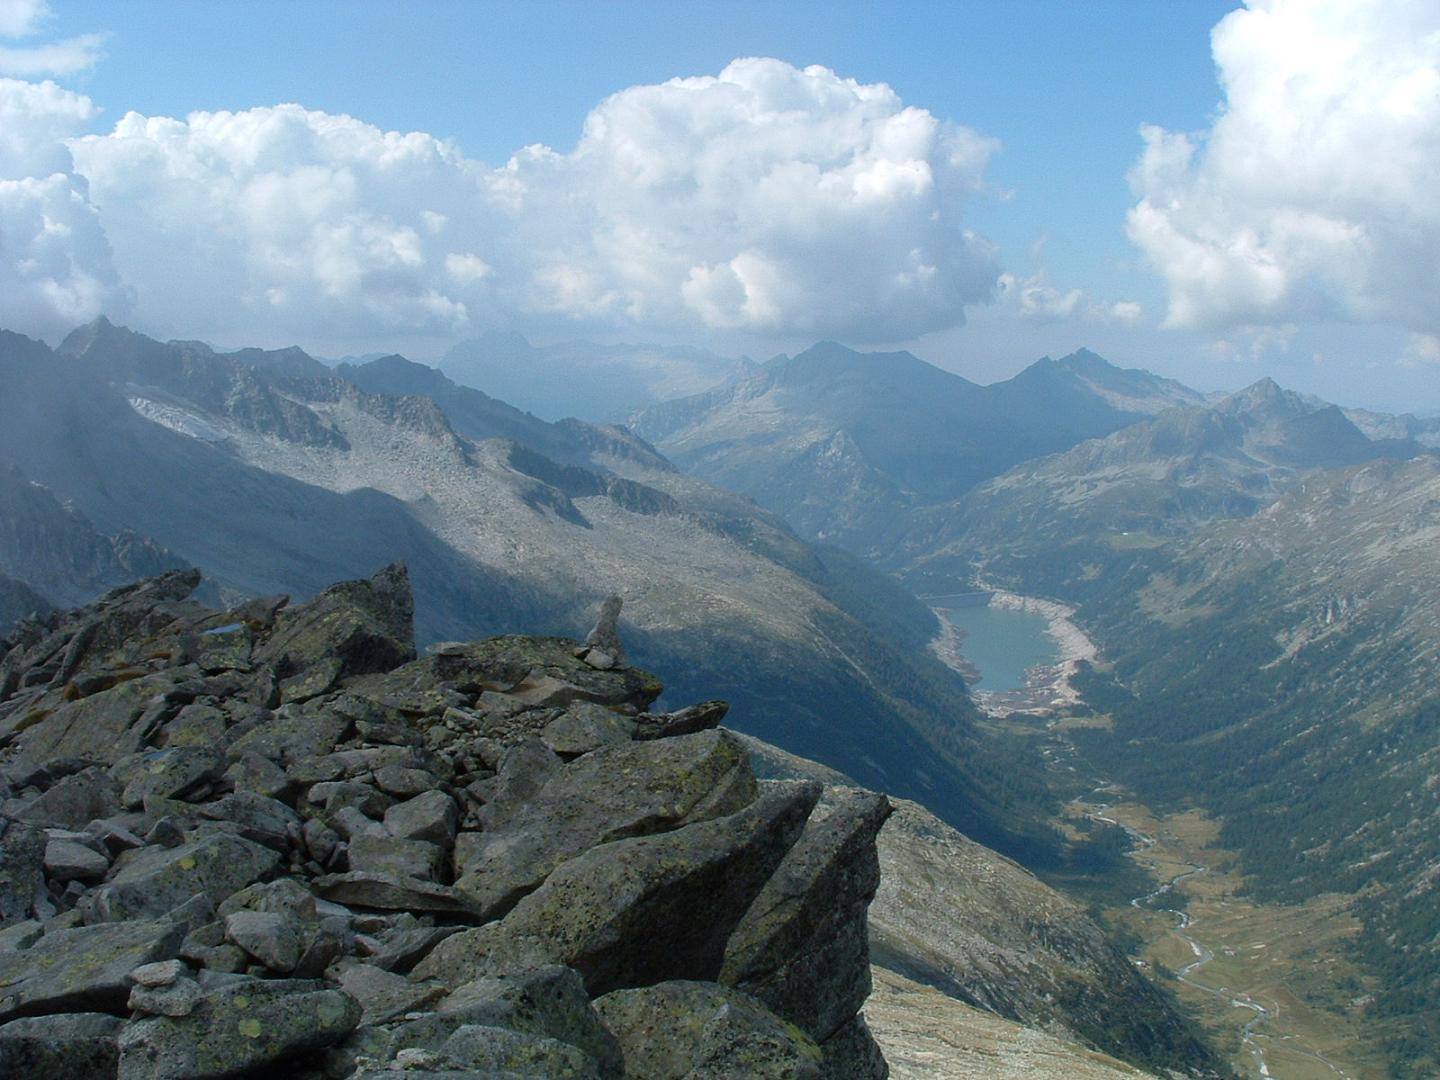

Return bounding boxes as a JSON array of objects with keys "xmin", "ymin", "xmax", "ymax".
[{"xmin": 3, "ymin": 320, "xmax": 1437, "ymax": 1079}]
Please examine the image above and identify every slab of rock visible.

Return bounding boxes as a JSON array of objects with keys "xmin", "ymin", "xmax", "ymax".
[
  {"xmin": 308, "ymin": 779, "xmax": 392, "ymax": 818},
  {"xmin": 453, "ymin": 729, "xmax": 757, "ymax": 921},
  {"xmin": 383, "ymin": 790, "xmax": 458, "ymax": 845},
  {"xmin": 438, "ymin": 965, "xmax": 622, "ymax": 1077},
  {"xmin": 83, "ymin": 829, "xmax": 281, "ymax": 922},
  {"xmin": 0, "ymin": 1012, "xmax": 124, "ymax": 1080},
  {"xmin": 313, "ymin": 871, "xmax": 481, "ymax": 917},
  {"xmin": 821, "ymin": 1012, "xmax": 889, "ymax": 1079},
  {"xmin": 15, "ymin": 767, "xmax": 122, "ymax": 829},
  {"xmin": 720, "ymin": 788, "xmax": 892, "ymax": 1042},
  {"xmin": 539, "ymin": 702, "xmax": 637, "ymax": 757},
  {"xmin": 0, "ymin": 819, "xmax": 44, "ymax": 926},
  {"xmin": 253, "ymin": 563, "xmax": 415, "ymax": 687},
  {"xmin": 633, "ymin": 700, "xmax": 729, "ymax": 742},
  {"xmin": 11, "ymin": 676, "xmax": 157, "ymax": 764},
  {"xmin": 417, "ymin": 780, "xmax": 820, "ymax": 995},
  {"xmin": 129, "ymin": 975, "xmax": 204, "ymax": 1018},
  {"xmin": 335, "ymin": 961, "xmax": 446, "ymax": 1025},
  {"xmin": 471, "ymin": 737, "xmax": 561, "ymax": 831},
  {"xmin": 440, "ymin": 1024, "xmax": 603, "ymax": 1078},
  {"xmin": 405, "ymin": 636, "xmax": 662, "ymax": 712},
  {"xmin": 593, "ymin": 980, "xmax": 824, "ymax": 1079},
  {"xmin": 119, "ymin": 747, "xmax": 227, "ymax": 807},
  {"xmin": 160, "ymin": 703, "xmax": 229, "ymax": 748},
  {"xmin": 348, "ymin": 834, "xmax": 444, "ymax": 882},
  {"xmin": 0, "ymin": 918, "xmax": 183, "ymax": 1020},
  {"xmin": 224, "ymin": 910, "xmax": 306, "ymax": 974},
  {"xmin": 361, "ymin": 923, "xmax": 461, "ymax": 975},
  {"xmin": 44, "ymin": 835, "xmax": 112, "ymax": 883},
  {"xmin": 227, "ymin": 708, "xmax": 348, "ymax": 767},
  {"xmin": 116, "ymin": 978, "xmax": 361, "ymax": 1080},
  {"xmin": 197, "ymin": 792, "xmax": 301, "ymax": 852}
]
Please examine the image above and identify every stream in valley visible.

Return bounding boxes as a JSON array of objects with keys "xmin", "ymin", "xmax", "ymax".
[{"xmin": 929, "ymin": 591, "xmax": 1357, "ymax": 1079}]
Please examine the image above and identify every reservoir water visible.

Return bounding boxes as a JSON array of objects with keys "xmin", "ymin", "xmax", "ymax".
[{"xmin": 939, "ymin": 603, "xmax": 1060, "ymax": 691}]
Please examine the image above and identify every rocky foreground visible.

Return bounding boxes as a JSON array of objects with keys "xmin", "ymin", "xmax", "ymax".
[{"xmin": 0, "ymin": 564, "xmax": 891, "ymax": 1078}]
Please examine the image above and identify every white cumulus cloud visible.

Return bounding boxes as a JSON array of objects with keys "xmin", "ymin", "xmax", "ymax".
[
  {"xmin": 54, "ymin": 57, "xmax": 999, "ymax": 346},
  {"xmin": 0, "ymin": 1, "xmax": 104, "ymax": 76},
  {"xmin": 997, "ymin": 270, "xmax": 1143, "ymax": 325},
  {"xmin": 1129, "ymin": 0, "xmax": 1440, "ymax": 335},
  {"xmin": 0, "ymin": 0, "xmax": 46, "ymax": 37},
  {"xmin": 0, "ymin": 77, "xmax": 125, "ymax": 339}
]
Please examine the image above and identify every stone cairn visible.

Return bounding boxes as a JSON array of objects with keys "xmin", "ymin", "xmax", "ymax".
[{"xmin": 0, "ymin": 564, "xmax": 890, "ymax": 1078}]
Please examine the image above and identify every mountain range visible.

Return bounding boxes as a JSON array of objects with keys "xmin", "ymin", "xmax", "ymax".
[
  {"xmin": 0, "ymin": 319, "xmax": 1069, "ymax": 867},
  {"xmin": 631, "ymin": 341, "xmax": 1205, "ymax": 558},
  {"xmin": 6, "ymin": 314, "xmax": 1438, "ymax": 1075}
]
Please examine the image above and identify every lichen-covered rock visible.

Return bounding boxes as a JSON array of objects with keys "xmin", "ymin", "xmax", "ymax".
[
  {"xmin": 821, "ymin": 1013, "xmax": 889, "ymax": 1079},
  {"xmin": 82, "ymin": 828, "xmax": 281, "ymax": 921},
  {"xmin": 224, "ymin": 910, "xmax": 306, "ymax": 974},
  {"xmin": 0, "ymin": 1011, "xmax": 124, "ymax": 1080},
  {"xmin": 539, "ymin": 701, "xmax": 636, "ymax": 756},
  {"xmin": 593, "ymin": 980, "xmax": 824, "ymax": 1079},
  {"xmin": 252, "ymin": 562, "xmax": 415, "ymax": 689},
  {"xmin": 633, "ymin": 700, "xmax": 729, "ymax": 742},
  {"xmin": 0, "ymin": 571, "xmax": 896, "ymax": 1080},
  {"xmin": 417, "ymin": 780, "xmax": 820, "ymax": 995},
  {"xmin": 453, "ymin": 729, "xmax": 757, "ymax": 920},
  {"xmin": 335, "ymin": 961, "xmax": 446, "ymax": 1025},
  {"xmin": 116, "ymin": 978, "xmax": 361, "ymax": 1079},
  {"xmin": 0, "ymin": 818, "xmax": 44, "ymax": 926},
  {"xmin": 437, "ymin": 965, "xmax": 622, "ymax": 1077},
  {"xmin": 44, "ymin": 834, "xmax": 112, "ymax": 882},
  {"xmin": 348, "ymin": 834, "xmax": 445, "ymax": 881},
  {"xmin": 0, "ymin": 918, "xmax": 183, "ymax": 1020},
  {"xmin": 720, "ymin": 788, "xmax": 892, "ymax": 1042},
  {"xmin": 383, "ymin": 789, "xmax": 458, "ymax": 846},
  {"xmin": 14, "ymin": 767, "xmax": 122, "ymax": 829},
  {"xmin": 313, "ymin": 871, "xmax": 481, "ymax": 917}
]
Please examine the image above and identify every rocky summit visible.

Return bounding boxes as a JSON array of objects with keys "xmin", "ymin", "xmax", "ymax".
[{"xmin": 0, "ymin": 564, "xmax": 892, "ymax": 1078}]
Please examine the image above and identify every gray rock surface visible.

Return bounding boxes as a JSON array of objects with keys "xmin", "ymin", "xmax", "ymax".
[
  {"xmin": 417, "ymin": 780, "xmax": 820, "ymax": 994},
  {"xmin": 593, "ymin": 980, "xmax": 825, "ymax": 1079},
  {"xmin": 453, "ymin": 729, "xmax": 757, "ymax": 919},
  {"xmin": 0, "ymin": 568, "xmax": 897, "ymax": 1079},
  {"xmin": 0, "ymin": 918, "xmax": 183, "ymax": 1020},
  {"xmin": 721, "ymin": 788, "xmax": 892, "ymax": 1042},
  {"xmin": 0, "ymin": 1012, "xmax": 124, "ymax": 1080},
  {"xmin": 116, "ymin": 978, "xmax": 361, "ymax": 1079}
]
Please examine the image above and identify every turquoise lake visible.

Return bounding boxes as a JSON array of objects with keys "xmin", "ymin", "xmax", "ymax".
[{"xmin": 940, "ymin": 604, "xmax": 1060, "ymax": 691}]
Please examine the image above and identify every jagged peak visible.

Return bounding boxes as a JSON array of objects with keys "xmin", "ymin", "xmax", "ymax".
[{"xmin": 57, "ymin": 314, "xmax": 140, "ymax": 358}]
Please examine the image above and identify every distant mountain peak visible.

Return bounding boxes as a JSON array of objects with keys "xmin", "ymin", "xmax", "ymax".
[{"xmin": 58, "ymin": 314, "xmax": 138, "ymax": 358}]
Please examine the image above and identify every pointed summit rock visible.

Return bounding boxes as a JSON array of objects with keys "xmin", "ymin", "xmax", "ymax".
[{"xmin": 255, "ymin": 562, "xmax": 415, "ymax": 697}]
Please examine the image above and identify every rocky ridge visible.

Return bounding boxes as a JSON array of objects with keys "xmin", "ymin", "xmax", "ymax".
[{"xmin": 0, "ymin": 565, "xmax": 891, "ymax": 1078}]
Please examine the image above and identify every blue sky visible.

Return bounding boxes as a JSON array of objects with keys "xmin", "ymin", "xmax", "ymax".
[{"xmin": 4, "ymin": 0, "xmax": 1438, "ymax": 411}]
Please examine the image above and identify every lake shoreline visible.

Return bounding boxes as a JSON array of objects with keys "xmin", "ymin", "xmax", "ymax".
[{"xmin": 929, "ymin": 589, "xmax": 1099, "ymax": 716}]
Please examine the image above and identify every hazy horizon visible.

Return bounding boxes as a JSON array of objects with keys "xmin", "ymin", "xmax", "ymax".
[{"xmin": 3, "ymin": 0, "xmax": 1438, "ymax": 413}]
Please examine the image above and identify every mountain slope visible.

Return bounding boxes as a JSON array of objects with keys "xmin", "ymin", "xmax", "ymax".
[
  {"xmin": 902, "ymin": 378, "xmax": 1420, "ymax": 598},
  {"xmin": 1066, "ymin": 457, "xmax": 1440, "ymax": 1077},
  {"xmin": 0, "ymin": 460, "xmax": 186, "ymax": 610},
  {"xmin": 892, "ymin": 379, "xmax": 1437, "ymax": 1075},
  {"xmin": 632, "ymin": 342, "xmax": 1207, "ymax": 558},
  {"xmin": 0, "ymin": 321, "xmax": 1062, "ymax": 863}
]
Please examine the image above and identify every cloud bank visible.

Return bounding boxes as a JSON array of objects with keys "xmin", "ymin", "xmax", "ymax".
[
  {"xmin": 1129, "ymin": 0, "xmax": 1440, "ymax": 335},
  {"xmin": 3, "ymin": 57, "xmax": 1003, "ymax": 345},
  {"xmin": 0, "ymin": 1, "xmax": 104, "ymax": 76},
  {"xmin": 0, "ymin": 78, "xmax": 125, "ymax": 339}
]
